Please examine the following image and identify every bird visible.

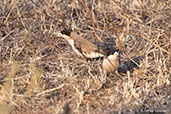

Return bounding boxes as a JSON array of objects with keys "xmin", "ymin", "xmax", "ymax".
[
  {"xmin": 102, "ymin": 52, "xmax": 119, "ymax": 75},
  {"xmin": 57, "ymin": 29, "xmax": 106, "ymax": 59}
]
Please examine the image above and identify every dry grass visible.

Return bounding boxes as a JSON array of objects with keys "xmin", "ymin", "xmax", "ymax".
[{"xmin": 0, "ymin": 0, "xmax": 170, "ymax": 114}]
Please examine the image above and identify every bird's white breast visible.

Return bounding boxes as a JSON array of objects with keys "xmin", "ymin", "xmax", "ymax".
[{"xmin": 68, "ymin": 39, "xmax": 82, "ymax": 56}]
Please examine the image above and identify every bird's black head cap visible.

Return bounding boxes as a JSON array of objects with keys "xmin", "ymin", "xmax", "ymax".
[{"xmin": 61, "ymin": 29, "xmax": 73, "ymax": 36}]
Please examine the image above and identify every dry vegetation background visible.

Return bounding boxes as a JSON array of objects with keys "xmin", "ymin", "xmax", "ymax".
[{"xmin": 0, "ymin": 0, "xmax": 171, "ymax": 114}]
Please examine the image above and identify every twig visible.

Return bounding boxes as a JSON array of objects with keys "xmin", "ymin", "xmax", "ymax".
[
  {"xmin": 4, "ymin": 5, "xmax": 16, "ymax": 24},
  {"xmin": 36, "ymin": 84, "xmax": 65, "ymax": 96},
  {"xmin": 81, "ymin": 0, "xmax": 104, "ymax": 43}
]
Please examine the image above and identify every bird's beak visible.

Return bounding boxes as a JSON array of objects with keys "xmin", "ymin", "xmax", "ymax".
[{"xmin": 56, "ymin": 32, "xmax": 71, "ymax": 41}]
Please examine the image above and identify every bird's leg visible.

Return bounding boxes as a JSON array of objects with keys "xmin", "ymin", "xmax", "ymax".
[{"xmin": 115, "ymin": 70, "xmax": 123, "ymax": 81}]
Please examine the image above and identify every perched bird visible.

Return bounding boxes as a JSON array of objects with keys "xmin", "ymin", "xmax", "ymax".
[
  {"xmin": 57, "ymin": 29, "xmax": 106, "ymax": 59},
  {"xmin": 102, "ymin": 52, "xmax": 119, "ymax": 75}
]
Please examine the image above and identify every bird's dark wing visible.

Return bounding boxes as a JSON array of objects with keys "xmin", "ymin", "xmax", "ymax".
[{"xmin": 81, "ymin": 41, "xmax": 106, "ymax": 55}]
